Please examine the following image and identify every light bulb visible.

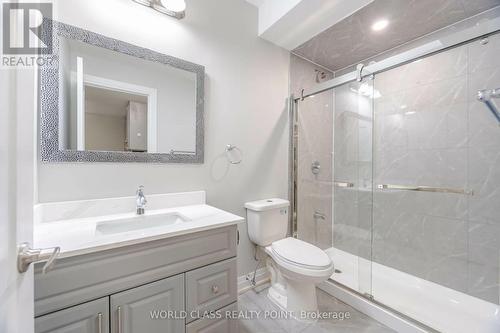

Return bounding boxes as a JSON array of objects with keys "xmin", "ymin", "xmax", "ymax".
[
  {"xmin": 371, "ymin": 19, "xmax": 389, "ymax": 32},
  {"xmin": 160, "ymin": 0, "xmax": 186, "ymax": 12}
]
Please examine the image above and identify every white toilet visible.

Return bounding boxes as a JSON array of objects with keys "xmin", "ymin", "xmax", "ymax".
[{"xmin": 245, "ymin": 198, "xmax": 334, "ymax": 318}]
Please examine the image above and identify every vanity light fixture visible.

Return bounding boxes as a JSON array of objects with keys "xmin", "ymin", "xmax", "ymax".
[
  {"xmin": 371, "ymin": 19, "xmax": 389, "ymax": 32},
  {"xmin": 132, "ymin": 0, "xmax": 186, "ymax": 19}
]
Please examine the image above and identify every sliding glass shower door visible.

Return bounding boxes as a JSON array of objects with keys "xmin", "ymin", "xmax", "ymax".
[
  {"xmin": 295, "ymin": 78, "xmax": 374, "ymax": 297},
  {"xmin": 370, "ymin": 33, "xmax": 500, "ymax": 328},
  {"xmin": 293, "ymin": 31, "xmax": 500, "ymax": 331},
  {"xmin": 330, "ymin": 79, "xmax": 374, "ymax": 297}
]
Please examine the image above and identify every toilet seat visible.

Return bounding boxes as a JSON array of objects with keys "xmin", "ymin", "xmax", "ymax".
[{"xmin": 271, "ymin": 237, "xmax": 332, "ymax": 270}]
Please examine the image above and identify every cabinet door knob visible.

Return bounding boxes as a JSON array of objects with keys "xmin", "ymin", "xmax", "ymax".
[{"xmin": 211, "ymin": 285, "xmax": 219, "ymax": 294}]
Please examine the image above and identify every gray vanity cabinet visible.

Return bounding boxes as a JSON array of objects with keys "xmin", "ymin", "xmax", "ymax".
[
  {"xmin": 35, "ymin": 226, "xmax": 238, "ymax": 333},
  {"xmin": 110, "ymin": 274, "xmax": 185, "ymax": 333},
  {"xmin": 35, "ymin": 297, "xmax": 109, "ymax": 333}
]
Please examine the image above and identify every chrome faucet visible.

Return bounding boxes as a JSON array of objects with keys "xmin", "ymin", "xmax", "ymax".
[{"xmin": 136, "ymin": 185, "xmax": 147, "ymax": 215}]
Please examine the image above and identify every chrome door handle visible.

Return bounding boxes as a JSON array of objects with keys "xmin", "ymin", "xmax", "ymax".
[
  {"xmin": 334, "ymin": 181, "xmax": 354, "ymax": 188},
  {"xmin": 377, "ymin": 184, "xmax": 473, "ymax": 195},
  {"xmin": 17, "ymin": 242, "xmax": 60, "ymax": 273}
]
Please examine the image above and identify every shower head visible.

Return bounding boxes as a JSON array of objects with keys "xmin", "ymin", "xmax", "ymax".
[
  {"xmin": 315, "ymin": 69, "xmax": 327, "ymax": 83},
  {"xmin": 477, "ymin": 88, "xmax": 500, "ymax": 124}
]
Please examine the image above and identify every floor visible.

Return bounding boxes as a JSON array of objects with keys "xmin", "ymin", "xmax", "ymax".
[{"xmin": 238, "ymin": 286, "xmax": 395, "ymax": 333}]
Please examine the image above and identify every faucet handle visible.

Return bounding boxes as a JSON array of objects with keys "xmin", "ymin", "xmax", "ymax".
[
  {"xmin": 136, "ymin": 185, "xmax": 147, "ymax": 206},
  {"xmin": 313, "ymin": 211, "xmax": 327, "ymax": 221}
]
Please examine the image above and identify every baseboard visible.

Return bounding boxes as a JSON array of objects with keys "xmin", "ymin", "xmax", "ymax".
[
  {"xmin": 238, "ymin": 267, "xmax": 270, "ymax": 294},
  {"xmin": 318, "ymin": 280, "xmax": 435, "ymax": 333}
]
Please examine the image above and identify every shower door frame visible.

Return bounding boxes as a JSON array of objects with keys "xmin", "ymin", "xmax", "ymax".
[
  {"xmin": 289, "ymin": 11, "xmax": 500, "ymax": 331},
  {"xmin": 295, "ymin": 12, "xmax": 500, "ymax": 103}
]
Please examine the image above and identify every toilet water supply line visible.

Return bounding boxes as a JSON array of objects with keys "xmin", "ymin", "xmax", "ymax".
[{"xmin": 247, "ymin": 245, "xmax": 265, "ymax": 287}]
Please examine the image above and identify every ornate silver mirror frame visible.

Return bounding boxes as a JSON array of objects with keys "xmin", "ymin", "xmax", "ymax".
[{"xmin": 39, "ymin": 19, "xmax": 205, "ymax": 163}]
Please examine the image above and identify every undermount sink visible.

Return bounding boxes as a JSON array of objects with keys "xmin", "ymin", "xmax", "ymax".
[{"xmin": 96, "ymin": 212, "xmax": 190, "ymax": 235}]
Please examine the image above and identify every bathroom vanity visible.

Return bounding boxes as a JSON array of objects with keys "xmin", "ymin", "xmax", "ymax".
[{"xmin": 33, "ymin": 191, "xmax": 243, "ymax": 333}]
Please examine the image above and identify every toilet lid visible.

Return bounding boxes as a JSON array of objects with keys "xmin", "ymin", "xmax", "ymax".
[{"xmin": 271, "ymin": 238, "xmax": 332, "ymax": 268}]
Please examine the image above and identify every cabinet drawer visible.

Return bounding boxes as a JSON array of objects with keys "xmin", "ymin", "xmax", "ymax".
[
  {"xmin": 35, "ymin": 297, "xmax": 109, "ymax": 333},
  {"xmin": 110, "ymin": 274, "xmax": 185, "ymax": 333},
  {"xmin": 186, "ymin": 258, "xmax": 237, "ymax": 323},
  {"xmin": 186, "ymin": 302, "xmax": 238, "ymax": 333}
]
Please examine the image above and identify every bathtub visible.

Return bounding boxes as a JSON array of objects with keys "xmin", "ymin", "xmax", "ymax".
[{"xmin": 325, "ymin": 248, "xmax": 500, "ymax": 333}]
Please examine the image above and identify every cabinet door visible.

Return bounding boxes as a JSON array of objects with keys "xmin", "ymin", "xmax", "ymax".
[
  {"xmin": 35, "ymin": 297, "xmax": 109, "ymax": 333},
  {"xmin": 186, "ymin": 258, "xmax": 237, "ymax": 323},
  {"xmin": 186, "ymin": 303, "xmax": 239, "ymax": 333},
  {"xmin": 111, "ymin": 274, "xmax": 184, "ymax": 333}
]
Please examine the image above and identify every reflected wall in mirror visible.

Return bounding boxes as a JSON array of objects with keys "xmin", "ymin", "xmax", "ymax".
[
  {"xmin": 40, "ymin": 20, "xmax": 204, "ymax": 163},
  {"xmin": 84, "ymin": 87, "xmax": 149, "ymax": 152}
]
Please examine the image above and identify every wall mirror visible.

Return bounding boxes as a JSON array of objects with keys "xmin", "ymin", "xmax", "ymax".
[{"xmin": 39, "ymin": 20, "xmax": 204, "ymax": 163}]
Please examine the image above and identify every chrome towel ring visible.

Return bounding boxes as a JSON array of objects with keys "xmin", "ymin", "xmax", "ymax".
[{"xmin": 226, "ymin": 144, "xmax": 242, "ymax": 164}]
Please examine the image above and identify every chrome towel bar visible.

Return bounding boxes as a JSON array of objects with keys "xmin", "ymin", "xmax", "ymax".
[{"xmin": 377, "ymin": 184, "xmax": 473, "ymax": 195}]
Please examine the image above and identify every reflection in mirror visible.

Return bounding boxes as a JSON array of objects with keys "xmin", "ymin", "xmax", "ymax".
[
  {"xmin": 58, "ymin": 36, "xmax": 197, "ymax": 155},
  {"xmin": 84, "ymin": 87, "xmax": 148, "ymax": 152}
]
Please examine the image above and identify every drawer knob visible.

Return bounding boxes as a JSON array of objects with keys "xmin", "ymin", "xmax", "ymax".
[{"xmin": 211, "ymin": 285, "xmax": 219, "ymax": 294}]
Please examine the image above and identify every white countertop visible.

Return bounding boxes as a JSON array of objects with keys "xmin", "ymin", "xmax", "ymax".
[{"xmin": 34, "ymin": 204, "xmax": 244, "ymax": 258}]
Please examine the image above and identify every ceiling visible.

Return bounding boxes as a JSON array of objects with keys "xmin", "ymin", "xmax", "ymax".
[
  {"xmin": 246, "ymin": 0, "xmax": 374, "ymax": 50},
  {"xmin": 293, "ymin": 0, "xmax": 500, "ymax": 72}
]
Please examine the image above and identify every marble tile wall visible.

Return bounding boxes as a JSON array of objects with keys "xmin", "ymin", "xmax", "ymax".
[
  {"xmin": 290, "ymin": 55, "xmax": 334, "ymax": 250},
  {"xmin": 372, "ymin": 33, "xmax": 500, "ymax": 304},
  {"xmin": 466, "ymin": 33, "xmax": 500, "ymax": 304}
]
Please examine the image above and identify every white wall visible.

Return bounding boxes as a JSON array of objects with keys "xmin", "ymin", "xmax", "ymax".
[{"xmin": 38, "ymin": 0, "xmax": 291, "ymax": 277}]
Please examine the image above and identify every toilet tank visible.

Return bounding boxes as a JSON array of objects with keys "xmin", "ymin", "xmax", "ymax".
[{"xmin": 244, "ymin": 198, "xmax": 290, "ymax": 246}]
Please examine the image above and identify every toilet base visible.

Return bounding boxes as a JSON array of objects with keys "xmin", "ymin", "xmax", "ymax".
[
  {"xmin": 267, "ymin": 283, "xmax": 287, "ymax": 310},
  {"xmin": 286, "ymin": 279, "xmax": 318, "ymax": 321},
  {"xmin": 265, "ymin": 255, "xmax": 319, "ymax": 322},
  {"xmin": 266, "ymin": 256, "xmax": 288, "ymax": 310}
]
